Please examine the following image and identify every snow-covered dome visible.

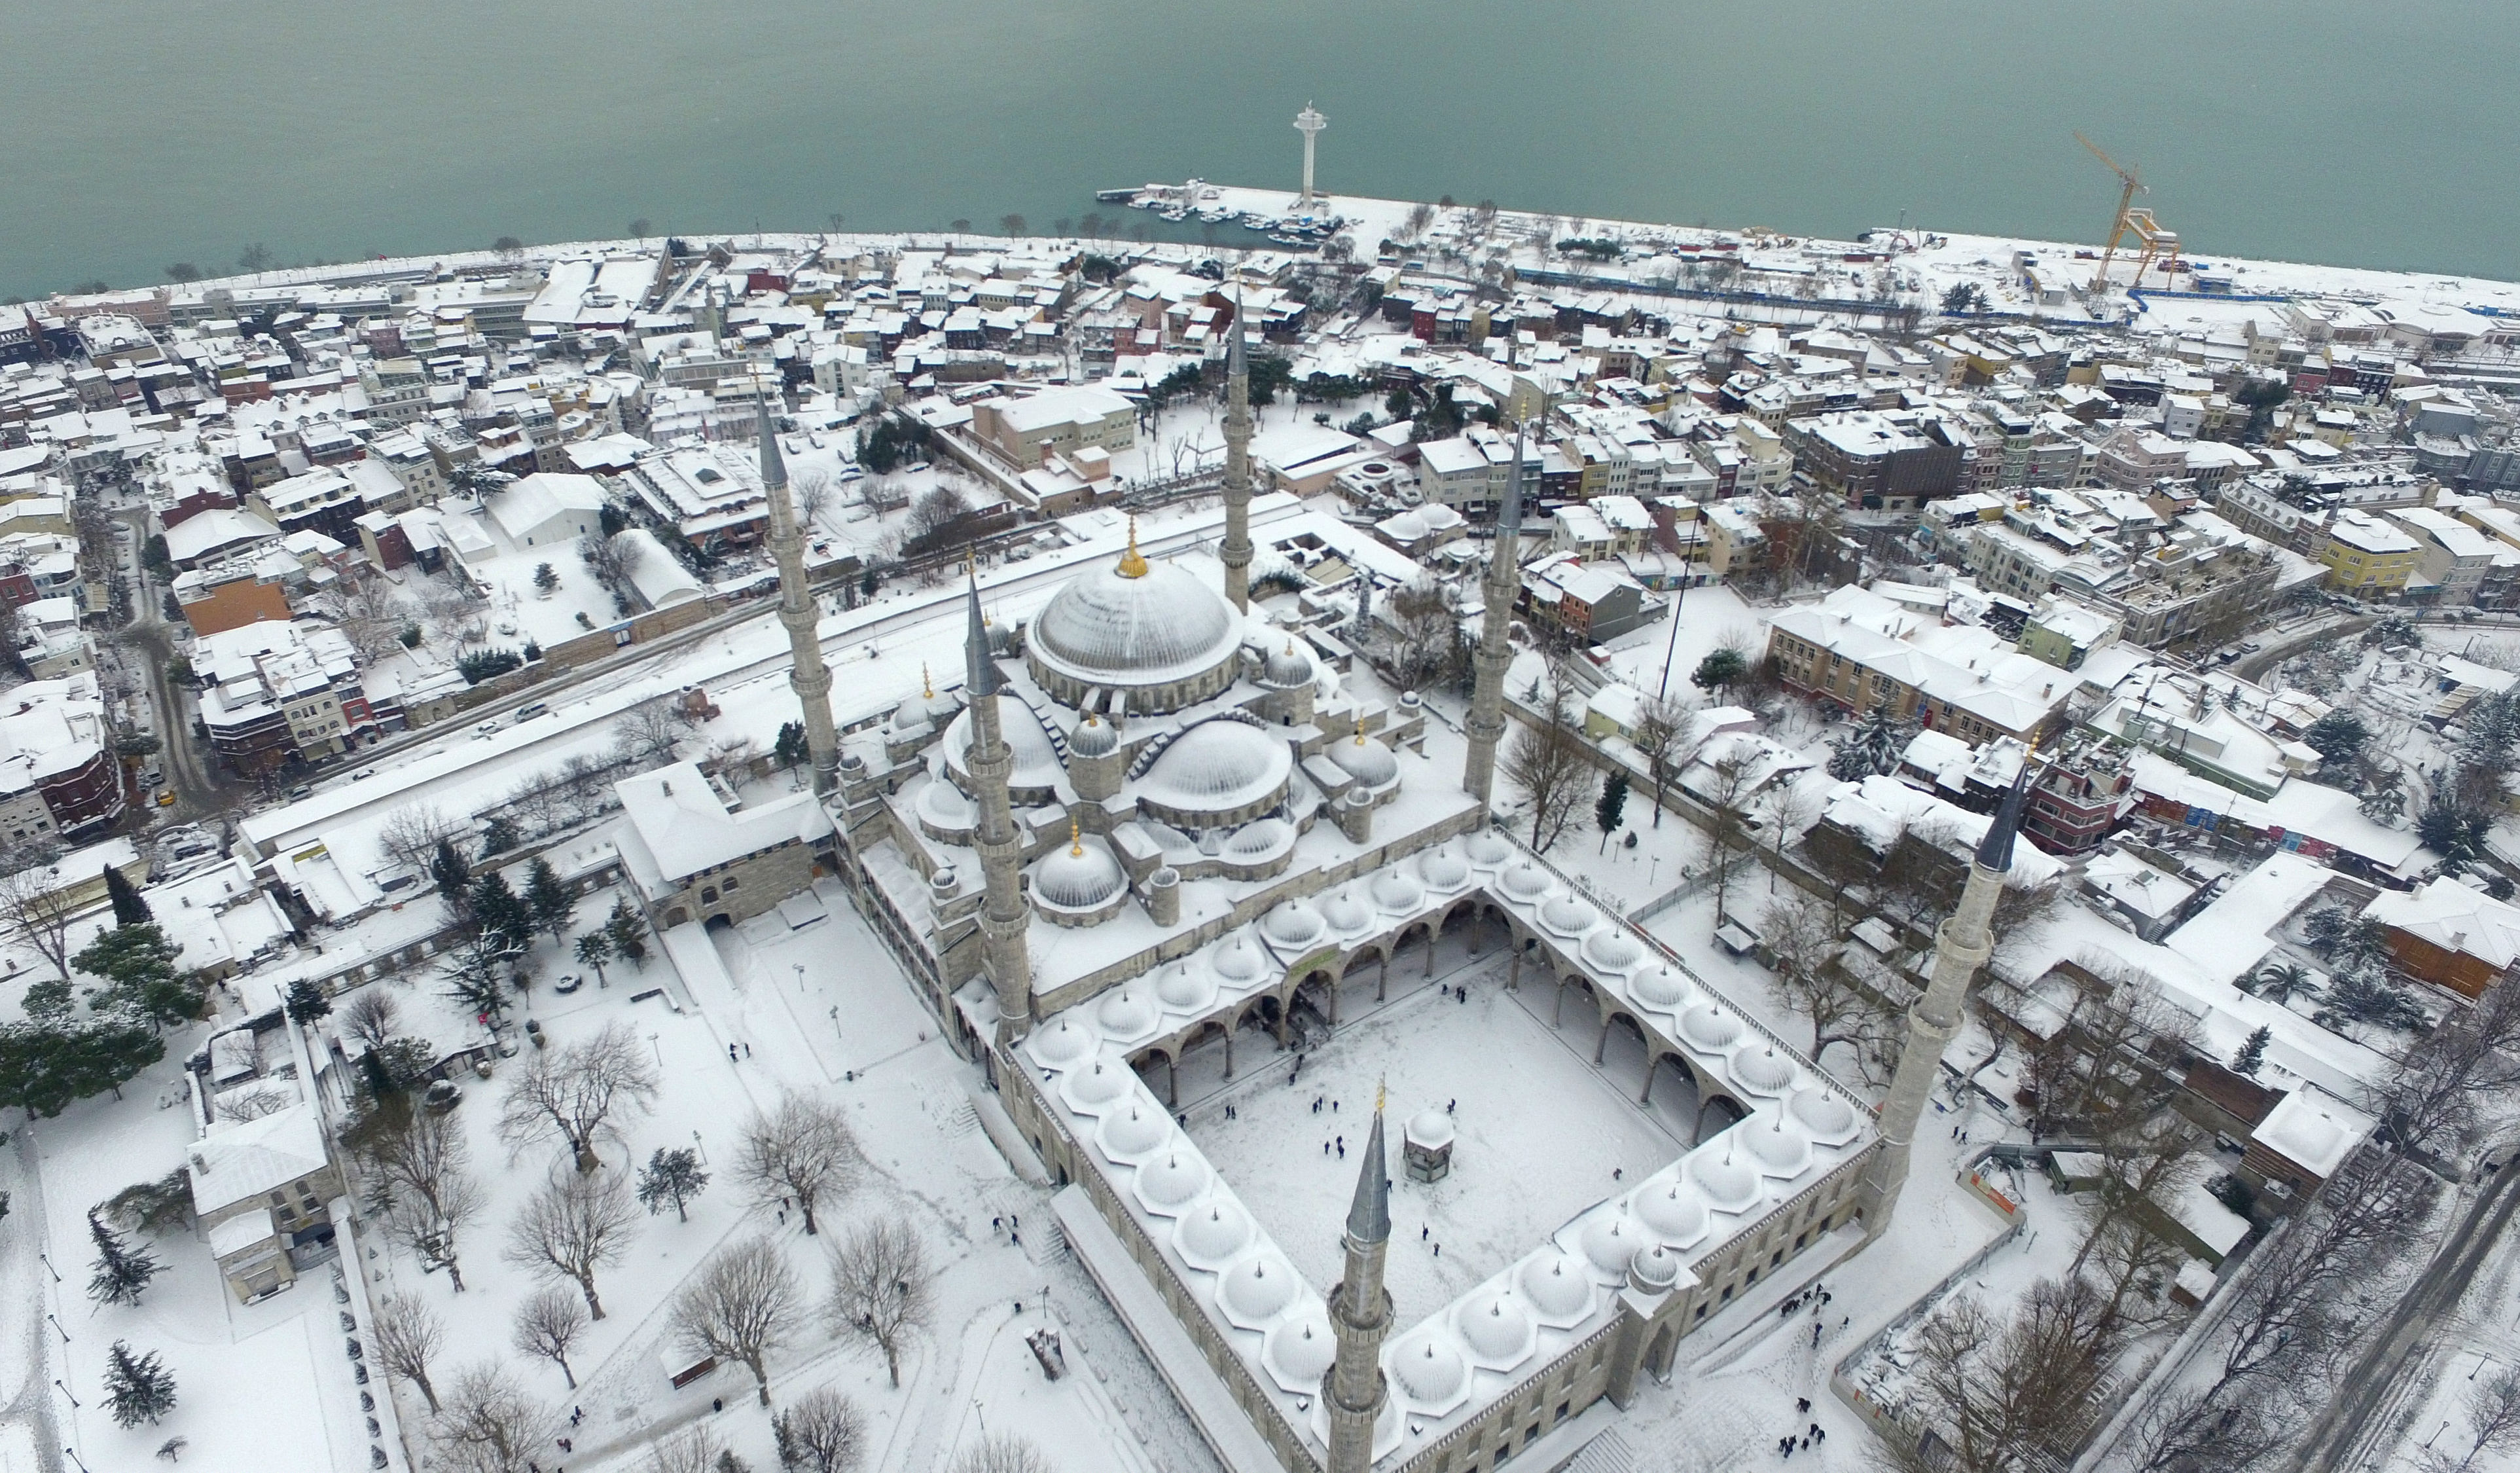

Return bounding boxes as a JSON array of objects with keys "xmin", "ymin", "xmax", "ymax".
[
  {"xmin": 1225, "ymin": 818, "xmax": 1295, "ymax": 861},
  {"xmin": 1219, "ymin": 1253, "xmax": 1300, "ymax": 1327},
  {"xmin": 1539, "ymin": 896, "xmax": 1598, "ymax": 937},
  {"xmin": 1406, "ymin": 1109, "xmax": 1455, "ymax": 1150},
  {"xmin": 1030, "ymin": 554, "xmax": 1242, "ymax": 696},
  {"xmin": 1580, "ymin": 926, "xmax": 1642, "ymax": 973},
  {"xmin": 1632, "ymin": 1245, "xmax": 1681, "ymax": 1290},
  {"xmin": 1141, "ymin": 721, "xmax": 1291, "ymax": 815},
  {"xmin": 1729, "ymin": 1043, "xmax": 1796, "ymax": 1097},
  {"xmin": 1789, "ymin": 1086, "xmax": 1862, "ymax": 1145},
  {"xmin": 1678, "ymin": 1003, "xmax": 1743, "ymax": 1053},
  {"xmin": 1465, "ymin": 830, "xmax": 1515, "ymax": 869},
  {"xmin": 1632, "ymin": 1181, "xmax": 1709, "ymax": 1247},
  {"xmin": 1028, "ymin": 1017, "xmax": 1097, "ymax": 1068},
  {"xmin": 1321, "ymin": 886, "xmax": 1373, "ymax": 937},
  {"xmin": 1134, "ymin": 1151, "xmax": 1212, "ymax": 1213},
  {"xmin": 1035, "ymin": 835, "xmax": 1126, "ymax": 913},
  {"xmin": 1262, "ymin": 900, "xmax": 1327, "ymax": 951},
  {"xmin": 1211, "ymin": 930, "xmax": 1270, "ymax": 983},
  {"xmin": 1369, "ymin": 869, "xmax": 1426, "ymax": 917},
  {"xmin": 1579, "ymin": 1211, "xmax": 1638, "ymax": 1281},
  {"xmin": 1328, "ymin": 733, "xmax": 1399, "ymax": 789},
  {"xmin": 1068, "ymin": 712, "xmax": 1118, "ymax": 758},
  {"xmin": 1500, "ymin": 863, "xmax": 1553, "ymax": 902},
  {"xmin": 914, "ymin": 778, "xmax": 973, "ymax": 832},
  {"xmin": 943, "ymin": 700, "xmax": 1062, "ymax": 790},
  {"xmin": 1630, "ymin": 965, "xmax": 1690, "ymax": 1011},
  {"xmin": 1095, "ymin": 984, "xmax": 1159, "ymax": 1043},
  {"xmin": 1745, "ymin": 1113, "xmax": 1812, "ymax": 1177},
  {"xmin": 1263, "ymin": 1308, "xmax": 1337, "ymax": 1390},
  {"xmin": 1456, "ymin": 1292, "xmax": 1536, "ymax": 1366},
  {"xmin": 1096, "ymin": 1104, "xmax": 1170, "ymax": 1163},
  {"xmin": 1391, "ymin": 1334, "xmax": 1469, "ymax": 1408},
  {"xmin": 1062, "ymin": 1058, "xmax": 1132, "ymax": 1111},
  {"xmin": 1176, "ymin": 1197, "xmax": 1253, "ymax": 1267},
  {"xmin": 1689, "ymin": 1144, "xmax": 1764, "ymax": 1214},
  {"xmin": 1416, "ymin": 846, "xmax": 1471, "ymax": 892},
  {"xmin": 1263, "ymin": 639, "xmax": 1312, "ymax": 689},
  {"xmin": 896, "ymin": 675, "xmax": 959, "ymax": 733},
  {"xmin": 1155, "ymin": 961, "xmax": 1217, "ymax": 1013},
  {"xmin": 1519, "ymin": 1250, "xmax": 1594, "ymax": 1322}
]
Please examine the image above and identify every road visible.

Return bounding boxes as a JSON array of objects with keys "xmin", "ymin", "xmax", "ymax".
[
  {"xmin": 108, "ymin": 505, "xmax": 238, "ymax": 825},
  {"xmin": 2290, "ymin": 1157, "xmax": 2520, "ymax": 1472}
]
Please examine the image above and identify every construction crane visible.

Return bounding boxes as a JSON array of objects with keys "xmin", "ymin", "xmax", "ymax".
[{"xmin": 2078, "ymin": 132, "xmax": 2184, "ymax": 294}]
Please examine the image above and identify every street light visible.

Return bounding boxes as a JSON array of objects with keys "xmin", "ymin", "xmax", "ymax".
[
  {"xmin": 693, "ymin": 1129, "xmax": 708, "ymax": 1166},
  {"xmin": 65, "ymin": 1449, "xmax": 92, "ymax": 1473},
  {"xmin": 649, "ymin": 1032, "xmax": 663, "ymax": 1068},
  {"xmin": 37, "ymin": 1250, "xmax": 60, "ymax": 1284},
  {"xmin": 795, "ymin": 963, "xmax": 806, "ymax": 994},
  {"xmin": 46, "ymin": 1313, "xmax": 67, "ymax": 1343},
  {"xmin": 54, "ymin": 1379, "xmax": 77, "ymax": 1408}
]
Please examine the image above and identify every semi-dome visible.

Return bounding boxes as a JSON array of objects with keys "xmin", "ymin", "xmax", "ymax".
[
  {"xmin": 1630, "ymin": 965, "xmax": 1691, "ymax": 1011},
  {"xmin": 1519, "ymin": 1250, "xmax": 1594, "ymax": 1322},
  {"xmin": 1068, "ymin": 712, "xmax": 1119, "ymax": 757},
  {"xmin": 1391, "ymin": 1334, "xmax": 1469, "ymax": 1408},
  {"xmin": 1263, "ymin": 640, "xmax": 1312, "ymax": 689},
  {"xmin": 1465, "ymin": 831, "xmax": 1515, "ymax": 869},
  {"xmin": 914, "ymin": 778, "xmax": 974, "ymax": 833},
  {"xmin": 1789, "ymin": 1086, "xmax": 1862, "ymax": 1144},
  {"xmin": 1134, "ymin": 1151, "xmax": 1212, "ymax": 1212},
  {"xmin": 1155, "ymin": 961, "xmax": 1217, "ymax": 1013},
  {"xmin": 943, "ymin": 700, "xmax": 1063, "ymax": 791},
  {"xmin": 1745, "ymin": 1113, "xmax": 1812, "ymax": 1177},
  {"xmin": 1729, "ymin": 1043, "xmax": 1797, "ymax": 1096},
  {"xmin": 1140, "ymin": 721, "xmax": 1291, "ymax": 816},
  {"xmin": 1328, "ymin": 732, "xmax": 1399, "ymax": 789},
  {"xmin": 1219, "ymin": 1253, "xmax": 1300, "ymax": 1327},
  {"xmin": 1689, "ymin": 1144, "xmax": 1764, "ymax": 1213},
  {"xmin": 1261, "ymin": 900, "xmax": 1327, "ymax": 951},
  {"xmin": 1176, "ymin": 1197, "xmax": 1254, "ymax": 1267},
  {"xmin": 1062, "ymin": 1058, "xmax": 1132, "ymax": 1111},
  {"xmin": 1096, "ymin": 1104, "xmax": 1170, "ymax": 1163},
  {"xmin": 1579, "ymin": 1211, "xmax": 1638, "ymax": 1281},
  {"xmin": 1211, "ymin": 930, "xmax": 1270, "ymax": 983},
  {"xmin": 1416, "ymin": 846, "xmax": 1471, "ymax": 892},
  {"xmin": 1263, "ymin": 1309, "xmax": 1337, "ymax": 1390},
  {"xmin": 1678, "ymin": 1003, "xmax": 1743, "ymax": 1053},
  {"xmin": 1095, "ymin": 983, "xmax": 1159, "ymax": 1042},
  {"xmin": 1035, "ymin": 834, "xmax": 1126, "ymax": 913},
  {"xmin": 1029, "ymin": 549, "xmax": 1242, "ymax": 700},
  {"xmin": 1028, "ymin": 1017, "xmax": 1098, "ymax": 1068},
  {"xmin": 1456, "ymin": 1292, "xmax": 1536, "ymax": 1366},
  {"xmin": 1370, "ymin": 869, "xmax": 1426, "ymax": 916},
  {"xmin": 1225, "ymin": 818, "xmax": 1295, "ymax": 861},
  {"xmin": 1633, "ymin": 1181, "xmax": 1710, "ymax": 1246}
]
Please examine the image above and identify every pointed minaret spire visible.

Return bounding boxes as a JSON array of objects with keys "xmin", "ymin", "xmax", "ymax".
[
  {"xmin": 963, "ymin": 562, "xmax": 1001, "ymax": 699},
  {"xmin": 958, "ymin": 561, "xmax": 1029, "ymax": 1038},
  {"xmin": 1325, "ymin": 1095, "xmax": 1392, "ymax": 1472},
  {"xmin": 1219, "ymin": 291, "xmax": 1255, "ymax": 613},
  {"xmin": 1975, "ymin": 768, "xmax": 2028, "ymax": 873},
  {"xmin": 1462, "ymin": 422, "xmax": 1529, "ymax": 803},
  {"xmin": 759, "ymin": 391, "xmax": 838, "ymax": 794}
]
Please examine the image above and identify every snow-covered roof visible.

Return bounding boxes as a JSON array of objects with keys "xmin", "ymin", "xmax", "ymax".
[
  {"xmin": 2252, "ymin": 1085, "xmax": 2374, "ymax": 1180},
  {"xmin": 188, "ymin": 1104, "xmax": 329, "ymax": 1215},
  {"xmin": 2366, "ymin": 878, "xmax": 2520, "ymax": 969},
  {"xmin": 614, "ymin": 761, "xmax": 833, "ymax": 889}
]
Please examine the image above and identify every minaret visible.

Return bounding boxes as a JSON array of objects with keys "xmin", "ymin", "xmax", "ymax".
[
  {"xmin": 1858, "ymin": 773, "xmax": 2025, "ymax": 1236},
  {"xmin": 1219, "ymin": 293, "xmax": 1255, "ymax": 613},
  {"xmin": 1461, "ymin": 426, "xmax": 1528, "ymax": 803},
  {"xmin": 760, "ymin": 395, "xmax": 838, "ymax": 795},
  {"xmin": 1294, "ymin": 103, "xmax": 1328, "ymax": 211},
  {"xmin": 961, "ymin": 569, "xmax": 1032, "ymax": 1039},
  {"xmin": 1324, "ymin": 1097, "xmax": 1392, "ymax": 1473}
]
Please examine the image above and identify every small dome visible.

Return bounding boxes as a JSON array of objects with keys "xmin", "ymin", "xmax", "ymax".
[
  {"xmin": 1322, "ymin": 887, "xmax": 1372, "ymax": 936},
  {"xmin": 1729, "ymin": 1043, "xmax": 1796, "ymax": 1097},
  {"xmin": 1219, "ymin": 1254, "xmax": 1299, "ymax": 1326},
  {"xmin": 1096, "ymin": 985, "xmax": 1159, "ymax": 1042},
  {"xmin": 1063, "ymin": 1058, "xmax": 1132, "ymax": 1110},
  {"xmin": 1096, "ymin": 1104, "xmax": 1170, "ymax": 1163},
  {"xmin": 1465, "ymin": 831, "xmax": 1515, "ymax": 869},
  {"xmin": 1632, "ymin": 1245, "xmax": 1681, "ymax": 1290},
  {"xmin": 1406, "ymin": 1109, "xmax": 1454, "ymax": 1149},
  {"xmin": 914, "ymin": 779, "xmax": 974, "ymax": 832},
  {"xmin": 1176, "ymin": 1198, "xmax": 1253, "ymax": 1265},
  {"xmin": 1519, "ymin": 1250, "xmax": 1594, "ymax": 1322},
  {"xmin": 1790, "ymin": 1086, "xmax": 1861, "ymax": 1144},
  {"xmin": 1028, "ymin": 1017, "xmax": 1097, "ymax": 1068},
  {"xmin": 1261, "ymin": 900, "xmax": 1327, "ymax": 950},
  {"xmin": 1633, "ymin": 1182, "xmax": 1709, "ymax": 1246},
  {"xmin": 1211, "ymin": 931, "xmax": 1269, "ymax": 983},
  {"xmin": 1746, "ymin": 1114, "xmax": 1812, "ymax": 1177},
  {"xmin": 1329, "ymin": 733, "xmax": 1399, "ymax": 789},
  {"xmin": 1134, "ymin": 1151, "xmax": 1212, "ymax": 1213},
  {"xmin": 1456, "ymin": 1292, "xmax": 1536, "ymax": 1366},
  {"xmin": 1391, "ymin": 1334, "xmax": 1468, "ymax": 1408},
  {"xmin": 1068, "ymin": 713, "xmax": 1118, "ymax": 757},
  {"xmin": 1225, "ymin": 818, "xmax": 1294, "ymax": 860},
  {"xmin": 1035, "ymin": 835, "xmax": 1125, "ymax": 911},
  {"xmin": 1581, "ymin": 926, "xmax": 1642, "ymax": 973},
  {"xmin": 943, "ymin": 700, "xmax": 1062, "ymax": 790},
  {"xmin": 1416, "ymin": 846, "xmax": 1471, "ymax": 891},
  {"xmin": 1370, "ymin": 869, "xmax": 1426, "ymax": 916},
  {"xmin": 1539, "ymin": 896, "xmax": 1598, "ymax": 937},
  {"xmin": 1263, "ymin": 1309, "xmax": 1337, "ymax": 1389},
  {"xmin": 1500, "ymin": 863, "xmax": 1553, "ymax": 902},
  {"xmin": 1141, "ymin": 721, "xmax": 1291, "ymax": 814},
  {"xmin": 1631, "ymin": 965, "xmax": 1690, "ymax": 1011},
  {"xmin": 1689, "ymin": 1144, "xmax": 1764, "ymax": 1213},
  {"xmin": 1579, "ymin": 1211, "xmax": 1638, "ymax": 1281},
  {"xmin": 1156, "ymin": 962, "xmax": 1217, "ymax": 1013},
  {"xmin": 1678, "ymin": 1003, "xmax": 1742, "ymax": 1053},
  {"xmin": 1263, "ymin": 640, "xmax": 1312, "ymax": 688}
]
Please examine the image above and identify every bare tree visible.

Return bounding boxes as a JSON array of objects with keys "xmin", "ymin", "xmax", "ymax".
[
  {"xmin": 613, "ymin": 703, "xmax": 687, "ymax": 769},
  {"xmin": 791, "ymin": 467, "xmax": 833, "ymax": 535},
  {"xmin": 509, "ymin": 1284, "xmax": 589, "ymax": 1388},
  {"xmin": 0, "ymin": 845, "xmax": 79, "ymax": 979},
  {"xmin": 380, "ymin": 805, "xmax": 464, "ymax": 874},
  {"xmin": 950, "ymin": 1434, "xmax": 1054, "ymax": 1473},
  {"xmin": 774, "ymin": 1387, "xmax": 867, "ymax": 1473},
  {"xmin": 370, "ymin": 1292, "xmax": 446, "ymax": 1413},
  {"xmin": 1502, "ymin": 667, "xmax": 1589, "ymax": 854},
  {"xmin": 1699, "ymin": 750, "xmax": 1758, "ymax": 932},
  {"xmin": 2422, "ymin": 1367, "xmax": 2520, "ymax": 1473},
  {"xmin": 503, "ymin": 1169, "xmax": 639, "ymax": 1319},
  {"xmin": 827, "ymin": 1216, "xmax": 933, "ymax": 1387},
  {"xmin": 496, "ymin": 1022, "xmax": 660, "ymax": 1172},
  {"xmin": 338, "ymin": 988, "xmax": 401, "ymax": 1056},
  {"xmin": 1760, "ymin": 892, "xmax": 1890, "ymax": 1079},
  {"xmin": 1378, "ymin": 579, "xmax": 1465, "ymax": 694},
  {"xmin": 1630, "ymin": 695, "xmax": 1690, "ymax": 830},
  {"xmin": 1882, "ymin": 1277, "xmax": 2119, "ymax": 1473},
  {"xmin": 435, "ymin": 1360, "xmax": 553, "ymax": 1473},
  {"xmin": 362, "ymin": 1108, "xmax": 486, "ymax": 1290},
  {"xmin": 645, "ymin": 1425, "xmax": 723, "ymax": 1473},
  {"xmin": 737, "ymin": 1093, "xmax": 861, "ymax": 1235},
  {"xmin": 672, "ymin": 1235, "xmax": 802, "ymax": 1405},
  {"xmin": 2371, "ymin": 971, "xmax": 2520, "ymax": 1155}
]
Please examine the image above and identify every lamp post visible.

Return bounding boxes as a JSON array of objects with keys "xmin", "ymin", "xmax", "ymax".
[
  {"xmin": 693, "ymin": 1129, "xmax": 708, "ymax": 1166},
  {"xmin": 794, "ymin": 963, "xmax": 806, "ymax": 994},
  {"xmin": 37, "ymin": 1250, "xmax": 60, "ymax": 1284},
  {"xmin": 46, "ymin": 1313, "xmax": 67, "ymax": 1344},
  {"xmin": 649, "ymin": 1031, "xmax": 663, "ymax": 1068},
  {"xmin": 54, "ymin": 1379, "xmax": 77, "ymax": 1408},
  {"xmin": 65, "ymin": 1449, "xmax": 92, "ymax": 1473}
]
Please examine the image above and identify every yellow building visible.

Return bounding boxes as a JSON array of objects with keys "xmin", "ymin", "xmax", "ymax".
[{"xmin": 2318, "ymin": 509, "xmax": 2419, "ymax": 596}]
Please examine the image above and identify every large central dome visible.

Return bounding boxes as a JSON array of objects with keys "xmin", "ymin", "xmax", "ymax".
[{"xmin": 1026, "ymin": 539, "xmax": 1244, "ymax": 712}]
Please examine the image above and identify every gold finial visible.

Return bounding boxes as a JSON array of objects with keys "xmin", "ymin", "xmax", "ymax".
[
  {"xmin": 1375, "ymin": 1076, "xmax": 1386, "ymax": 1115},
  {"xmin": 921, "ymin": 663, "xmax": 933, "ymax": 699},
  {"xmin": 1355, "ymin": 715, "xmax": 1367, "ymax": 747},
  {"xmin": 1117, "ymin": 516, "xmax": 1149, "ymax": 579},
  {"xmin": 1070, "ymin": 816, "xmax": 1083, "ymax": 857}
]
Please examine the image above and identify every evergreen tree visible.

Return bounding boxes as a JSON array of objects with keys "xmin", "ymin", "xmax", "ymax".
[
  {"xmin": 431, "ymin": 837, "xmax": 471, "ymax": 908},
  {"xmin": 284, "ymin": 977, "xmax": 333, "ymax": 1026},
  {"xmin": 72, "ymin": 925, "xmax": 198, "ymax": 1032},
  {"xmin": 88, "ymin": 1210, "xmax": 162, "ymax": 1306},
  {"xmin": 774, "ymin": 721, "xmax": 808, "ymax": 771},
  {"xmin": 2301, "ymin": 709, "xmax": 2369, "ymax": 767},
  {"xmin": 607, "ymin": 898, "xmax": 650, "ymax": 968},
  {"xmin": 103, "ymin": 1339, "xmax": 178, "ymax": 1427},
  {"xmin": 524, "ymin": 858, "xmax": 575, "ymax": 946},
  {"xmin": 0, "ymin": 1018, "xmax": 164, "ymax": 1118},
  {"xmin": 479, "ymin": 815, "xmax": 521, "ymax": 855},
  {"xmin": 471, "ymin": 871, "xmax": 533, "ymax": 953},
  {"xmin": 1594, "ymin": 772, "xmax": 1629, "ymax": 853},
  {"xmin": 103, "ymin": 864, "xmax": 152, "ymax": 926},
  {"xmin": 636, "ymin": 1146, "xmax": 710, "ymax": 1221},
  {"xmin": 1691, "ymin": 647, "xmax": 1748, "ymax": 697},
  {"xmin": 2231, "ymin": 1025, "xmax": 2271, "ymax": 1077},
  {"xmin": 1855, "ymin": 703, "xmax": 1908, "ymax": 777}
]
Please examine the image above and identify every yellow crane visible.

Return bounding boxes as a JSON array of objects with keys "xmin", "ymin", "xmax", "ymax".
[{"xmin": 2078, "ymin": 132, "xmax": 2183, "ymax": 293}]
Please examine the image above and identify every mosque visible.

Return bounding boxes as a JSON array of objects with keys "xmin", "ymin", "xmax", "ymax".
[{"xmin": 759, "ymin": 318, "xmax": 2004, "ymax": 1472}]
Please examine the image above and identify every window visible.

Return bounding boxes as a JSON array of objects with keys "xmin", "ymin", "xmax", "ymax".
[{"xmin": 722, "ymin": 876, "xmax": 740, "ymax": 891}]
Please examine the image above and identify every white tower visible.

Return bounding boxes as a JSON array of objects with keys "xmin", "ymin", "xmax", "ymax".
[{"xmin": 1295, "ymin": 103, "xmax": 1328, "ymax": 211}]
